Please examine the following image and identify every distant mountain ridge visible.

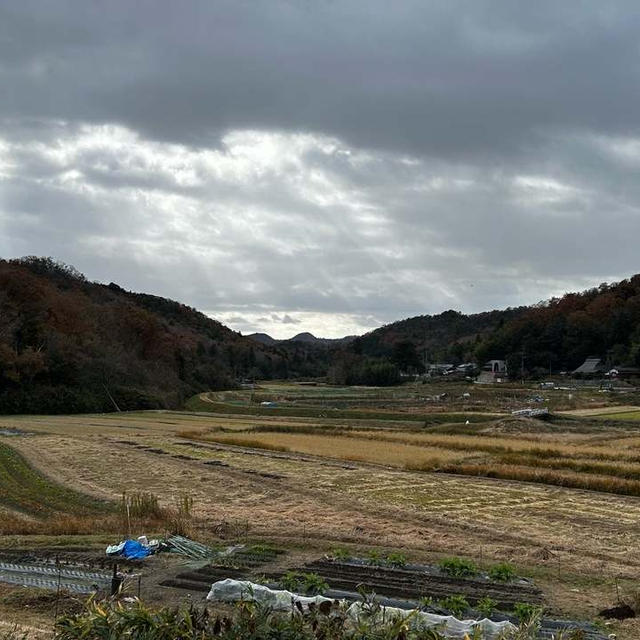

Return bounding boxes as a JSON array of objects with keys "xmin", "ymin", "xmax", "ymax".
[
  {"xmin": 246, "ymin": 332, "xmax": 278, "ymax": 346},
  {"xmin": 247, "ymin": 331, "xmax": 356, "ymax": 347}
]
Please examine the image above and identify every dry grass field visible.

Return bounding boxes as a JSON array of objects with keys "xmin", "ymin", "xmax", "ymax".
[
  {"xmin": 2, "ymin": 383, "xmax": 640, "ymax": 636},
  {"xmin": 181, "ymin": 410, "xmax": 640, "ymax": 495}
]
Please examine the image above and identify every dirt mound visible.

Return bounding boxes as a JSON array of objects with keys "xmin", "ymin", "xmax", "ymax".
[
  {"xmin": 480, "ymin": 416, "xmax": 548, "ymax": 434},
  {"xmin": 598, "ymin": 603, "xmax": 635, "ymax": 620}
]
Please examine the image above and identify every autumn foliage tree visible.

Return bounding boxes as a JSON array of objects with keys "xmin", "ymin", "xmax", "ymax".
[{"xmin": 0, "ymin": 257, "xmax": 287, "ymax": 413}]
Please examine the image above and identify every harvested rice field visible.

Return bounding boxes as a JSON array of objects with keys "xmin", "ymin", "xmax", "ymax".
[{"xmin": 2, "ymin": 382, "xmax": 640, "ymax": 637}]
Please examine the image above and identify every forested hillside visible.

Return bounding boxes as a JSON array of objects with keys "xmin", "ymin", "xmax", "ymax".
[
  {"xmin": 3, "ymin": 257, "xmax": 640, "ymax": 412},
  {"xmin": 476, "ymin": 277, "xmax": 640, "ymax": 376},
  {"xmin": 0, "ymin": 257, "xmax": 287, "ymax": 413},
  {"xmin": 340, "ymin": 276, "xmax": 640, "ymax": 379},
  {"xmin": 349, "ymin": 309, "xmax": 525, "ymax": 366}
]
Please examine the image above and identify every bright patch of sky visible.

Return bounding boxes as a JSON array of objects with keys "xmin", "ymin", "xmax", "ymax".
[{"xmin": 2, "ymin": 1, "xmax": 640, "ymax": 337}]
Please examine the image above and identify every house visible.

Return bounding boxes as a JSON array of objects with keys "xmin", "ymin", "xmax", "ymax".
[
  {"xmin": 483, "ymin": 360, "xmax": 507, "ymax": 375},
  {"xmin": 475, "ymin": 359, "xmax": 507, "ymax": 384},
  {"xmin": 572, "ymin": 357, "xmax": 604, "ymax": 376},
  {"xmin": 606, "ymin": 366, "xmax": 640, "ymax": 379}
]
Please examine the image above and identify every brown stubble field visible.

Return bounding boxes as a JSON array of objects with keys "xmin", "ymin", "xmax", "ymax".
[
  {"xmin": 1, "ymin": 410, "xmax": 640, "ymax": 573},
  {"xmin": 2, "ymin": 388, "xmax": 640, "ymax": 636}
]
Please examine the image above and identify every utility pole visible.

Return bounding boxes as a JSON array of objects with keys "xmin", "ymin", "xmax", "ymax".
[
  {"xmin": 103, "ymin": 384, "xmax": 121, "ymax": 412},
  {"xmin": 521, "ymin": 348, "xmax": 526, "ymax": 383}
]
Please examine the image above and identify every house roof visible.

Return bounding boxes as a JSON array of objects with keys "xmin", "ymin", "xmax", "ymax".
[{"xmin": 573, "ymin": 357, "xmax": 603, "ymax": 374}]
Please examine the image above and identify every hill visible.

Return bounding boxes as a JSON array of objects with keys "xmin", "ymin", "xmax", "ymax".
[
  {"xmin": 475, "ymin": 277, "xmax": 640, "ymax": 375},
  {"xmin": 247, "ymin": 331, "xmax": 355, "ymax": 347},
  {"xmin": 0, "ymin": 257, "xmax": 288, "ymax": 414},
  {"xmin": 289, "ymin": 331, "xmax": 320, "ymax": 344},
  {"xmin": 342, "ymin": 276, "xmax": 640, "ymax": 378},
  {"xmin": 4, "ymin": 257, "xmax": 640, "ymax": 410},
  {"xmin": 246, "ymin": 332, "xmax": 356, "ymax": 379},
  {"xmin": 349, "ymin": 308, "xmax": 525, "ymax": 368},
  {"xmin": 246, "ymin": 332, "xmax": 278, "ymax": 346}
]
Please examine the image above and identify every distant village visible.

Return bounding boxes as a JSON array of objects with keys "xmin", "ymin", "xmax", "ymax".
[{"xmin": 405, "ymin": 356, "xmax": 640, "ymax": 389}]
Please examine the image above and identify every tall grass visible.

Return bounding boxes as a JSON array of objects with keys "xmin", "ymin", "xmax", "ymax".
[
  {"xmin": 1, "ymin": 491, "xmax": 197, "ymax": 537},
  {"xmin": 346, "ymin": 430, "xmax": 640, "ymax": 463},
  {"xmin": 168, "ymin": 493, "xmax": 195, "ymax": 537},
  {"xmin": 0, "ymin": 512, "xmax": 137, "ymax": 536},
  {"xmin": 183, "ymin": 431, "xmax": 464, "ymax": 467},
  {"xmin": 121, "ymin": 491, "xmax": 163, "ymax": 519},
  {"xmin": 435, "ymin": 463, "xmax": 640, "ymax": 496}
]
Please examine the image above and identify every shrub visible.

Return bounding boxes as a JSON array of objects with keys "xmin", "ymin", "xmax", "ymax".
[
  {"xmin": 488, "ymin": 562, "xmax": 516, "ymax": 582},
  {"xmin": 385, "ymin": 551, "xmax": 407, "ymax": 567},
  {"xmin": 366, "ymin": 549, "xmax": 383, "ymax": 566},
  {"xmin": 513, "ymin": 601, "xmax": 543, "ymax": 623},
  {"xmin": 437, "ymin": 557, "xmax": 478, "ymax": 578},
  {"xmin": 438, "ymin": 594, "xmax": 470, "ymax": 617},
  {"xmin": 53, "ymin": 596, "xmax": 548, "ymax": 640},
  {"xmin": 476, "ymin": 596, "xmax": 497, "ymax": 618},
  {"xmin": 279, "ymin": 571, "xmax": 328, "ymax": 595},
  {"xmin": 331, "ymin": 547, "xmax": 352, "ymax": 561},
  {"xmin": 54, "ymin": 597, "xmax": 452, "ymax": 640}
]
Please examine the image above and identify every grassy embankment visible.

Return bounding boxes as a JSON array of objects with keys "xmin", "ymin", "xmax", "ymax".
[
  {"xmin": 0, "ymin": 441, "xmax": 180, "ymax": 536},
  {"xmin": 591, "ymin": 410, "xmax": 640, "ymax": 421}
]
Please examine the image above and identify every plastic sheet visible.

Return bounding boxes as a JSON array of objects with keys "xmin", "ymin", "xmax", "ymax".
[
  {"xmin": 206, "ymin": 579, "xmax": 517, "ymax": 639},
  {"xmin": 207, "ymin": 578, "xmax": 333, "ymax": 611},
  {"xmin": 347, "ymin": 601, "xmax": 516, "ymax": 639}
]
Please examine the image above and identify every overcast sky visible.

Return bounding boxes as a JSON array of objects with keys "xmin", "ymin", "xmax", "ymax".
[{"xmin": 1, "ymin": 2, "xmax": 640, "ymax": 338}]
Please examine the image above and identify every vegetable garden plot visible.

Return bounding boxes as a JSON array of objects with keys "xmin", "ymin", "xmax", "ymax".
[
  {"xmin": 164, "ymin": 560, "xmax": 605, "ymax": 640},
  {"xmin": 231, "ymin": 546, "xmax": 286, "ymax": 568},
  {"xmin": 262, "ymin": 561, "xmax": 605, "ymax": 640},
  {"xmin": 161, "ymin": 565, "xmax": 248, "ymax": 592},
  {"xmin": 161, "ymin": 546, "xmax": 286, "ymax": 592},
  {"xmin": 266, "ymin": 560, "xmax": 543, "ymax": 611}
]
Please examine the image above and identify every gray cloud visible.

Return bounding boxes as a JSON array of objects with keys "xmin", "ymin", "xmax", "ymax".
[
  {"xmin": 4, "ymin": 2, "xmax": 640, "ymax": 157},
  {"xmin": 1, "ymin": 2, "xmax": 640, "ymax": 337}
]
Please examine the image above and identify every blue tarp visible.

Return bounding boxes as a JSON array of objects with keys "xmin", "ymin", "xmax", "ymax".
[{"xmin": 121, "ymin": 539, "xmax": 153, "ymax": 559}]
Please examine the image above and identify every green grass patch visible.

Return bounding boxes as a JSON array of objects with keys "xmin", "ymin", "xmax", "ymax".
[
  {"xmin": 0, "ymin": 441, "xmax": 114, "ymax": 517},
  {"xmin": 592, "ymin": 410, "xmax": 640, "ymax": 421}
]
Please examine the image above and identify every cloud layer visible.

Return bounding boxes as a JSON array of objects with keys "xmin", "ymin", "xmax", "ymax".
[{"xmin": 1, "ymin": 2, "xmax": 640, "ymax": 337}]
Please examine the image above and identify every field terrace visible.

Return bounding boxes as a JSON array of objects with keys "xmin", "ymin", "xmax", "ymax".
[{"xmin": 1, "ymin": 383, "xmax": 640, "ymax": 636}]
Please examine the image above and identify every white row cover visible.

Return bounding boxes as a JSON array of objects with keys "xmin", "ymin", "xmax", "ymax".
[
  {"xmin": 206, "ymin": 579, "xmax": 516, "ymax": 639},
  {"xmin": 207, "ymin": 578, "xmax": 332, "ymax": 611},
  {"xmin": 347, "ymin": 601, "xmax": 516, "ymax": 639}
]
